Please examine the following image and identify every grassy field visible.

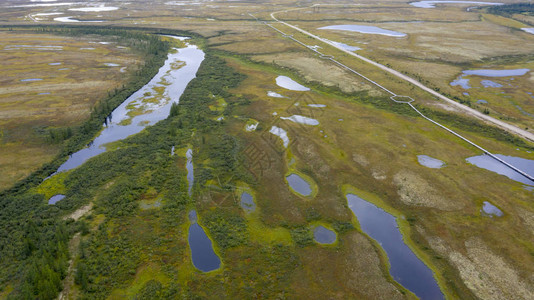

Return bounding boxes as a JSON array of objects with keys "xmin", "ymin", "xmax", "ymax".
[{"xmin": 0, "ymin": 29, "xmax": 142, "ymax": 190}]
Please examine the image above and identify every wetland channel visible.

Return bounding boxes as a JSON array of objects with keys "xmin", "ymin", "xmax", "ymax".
[
  {"xmin": 186, "ymin": 149, "xmax": 221, "ymax": 272},
  {"xmin": 53, "ymin": 36, "xmax": 204, "ymax": 174}
]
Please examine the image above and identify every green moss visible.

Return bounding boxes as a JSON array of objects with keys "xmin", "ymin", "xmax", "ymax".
[{"xmin": 108, "ymin": 264, "xmax": 170, "ymax": 299}]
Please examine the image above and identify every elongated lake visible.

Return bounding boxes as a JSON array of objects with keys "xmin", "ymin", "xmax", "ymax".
[
  {"xmin": 481, "ymin": 201, "xmax": 503, "ymax": 217},
  {"xmin": 346, "ymin": 193, "xmax": 443, "ymax": 299},
  {"xmin": 451, "ymin": 68, "xmax": 529, "ymax": 89},
  {"xmin": 186, "ymin": 148, "xmax": 194, "ymax": 196},
  {"xmin": 275, "ymin": 76, "xmax": 310, "ymax": 91},
  {"xmin": 48, "ymin": 194, "xmax": 65, "ymax": 205},
  {"xmin": 188, "ymin": 210, "xmax": 221, "ymax": 272},
  {"xmin": 53, "ymin": 37, "xmax": 204, "ymax": 174},
  {"xmin": 417, "ymin": 155, "xmax": 445, "ymax": 168}
]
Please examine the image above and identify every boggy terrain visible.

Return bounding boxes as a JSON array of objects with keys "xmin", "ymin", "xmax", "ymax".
[
  {"xmin": 0, "ymin": 29, "xmax": 143, "ymax": 190},
  {"xmin": 1, "ymin": 0, "xmax": 534, "ymax": 299}
]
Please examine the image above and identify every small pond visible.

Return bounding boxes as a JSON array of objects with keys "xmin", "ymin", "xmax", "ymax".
[
  {"xmin": 188, "ymin": 210, "xmax": 221, "ymax": 272},
  {"xmin": 240, "ymin": 192, "xmax": 256, "ymax": 213},
  {"xmin": 20, "ymin": 78, "xmax": 42, "ymax": 82},
  {"xmin": 286, "ymin": 173, "xmax": 312, "ymax": 196},
  {"xmin": 477, "ymin": 99, "xmax": 488, "ymax": 104},
  {"xmin": 417, "ymin": 155, "xmax": 445, "ymax": 168},
  {"xmin": 480, "ymin": 80, "xmax": 502, "ymax": 88},
  {"xmin": 313, "ymin": 226, "xmax": 336, "ymax": 244},
  {"xmin": 481, "ymin": 201, "xmax": 503, "ymax": 217},
  {"xmin": 463, "ymin": 69, "xmax": 530, "ymax": 77},
  {"xmin": 522, "ymin": 28, "xmax": 534, "ymax": 35},
  {"xmin": 275, "ymin": 76, "xmax": 310, "ymax": 91},
  {"xmin": 329, "ymin": 41, "xmax": 361, "ymax": 51},
  {"xmin": 318, "ymin": 25, "xmax": 406, "ymax": 37},
  {"xmin": 466, "ymin": 154, "xmax": 534, "ymax": 186},
  {"xmin": 308, "ymin": 104, "xmax": 326, "ymax": 108},
  {"xmin": 346, "ymin": 193, "xmax": 444, "ymax": 299},
  {"xmin": 48, "ymin": 194, "xmax": 65, "ymax": 205}
]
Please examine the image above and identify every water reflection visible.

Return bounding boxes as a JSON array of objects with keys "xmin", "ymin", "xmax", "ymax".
[{"xmin": 346, "ymin": 193, "xmax": 443, "ymax": 299}]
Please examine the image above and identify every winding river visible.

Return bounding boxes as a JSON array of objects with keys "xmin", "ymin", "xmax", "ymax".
[{"xmin": 54, "ymin": 36, "xmax": 205, "ymax": 174}]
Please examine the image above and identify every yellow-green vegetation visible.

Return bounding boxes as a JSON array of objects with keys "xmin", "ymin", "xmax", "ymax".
[
  {"xmin": 308, "ymin": 221, "xmax": 338, "ymax": 246},
  {"xmin": 235, "ymin": 183, "xmax": 293, "ymax": 245}
]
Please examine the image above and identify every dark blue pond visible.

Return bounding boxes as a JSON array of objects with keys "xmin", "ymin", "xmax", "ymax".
[
  {"xmin": 186, "ymin": 148, "xmax": 194, "ymax": 196},
  {"xmin": 240, "ymin": 192, "xmax": 256, "ymax": 213},
  {"xmin": 313, "ymin": 225, "xmax": 337, "ymax": 244},
  {"xmin": 188, "ymin": 210, "xmax": 221, "ymax": 272},
  {"xmin": 346, "ymin": 193, "xmax": 443, "ymax": 300},
  {"xmin": 286, "ymin": 173, "xmax": 312, "ymax": 196}
]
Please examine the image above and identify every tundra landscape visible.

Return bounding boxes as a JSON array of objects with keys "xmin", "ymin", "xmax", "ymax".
[{"xmin": 0, "ymin": 0, "xmax": 534, "ymax": 299}]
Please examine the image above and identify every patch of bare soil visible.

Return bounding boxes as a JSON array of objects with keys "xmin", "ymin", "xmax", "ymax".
[
  {"xmin": 425, "ymin": 233, "xmax": 534, "ymax": 300},
  {"xmin": 393, "ymin": 171, "xmax": 456, "ymax": 211},
  {"xmin": 64, "ymin": 203, "xmax": 93, "ymax": 221}
]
